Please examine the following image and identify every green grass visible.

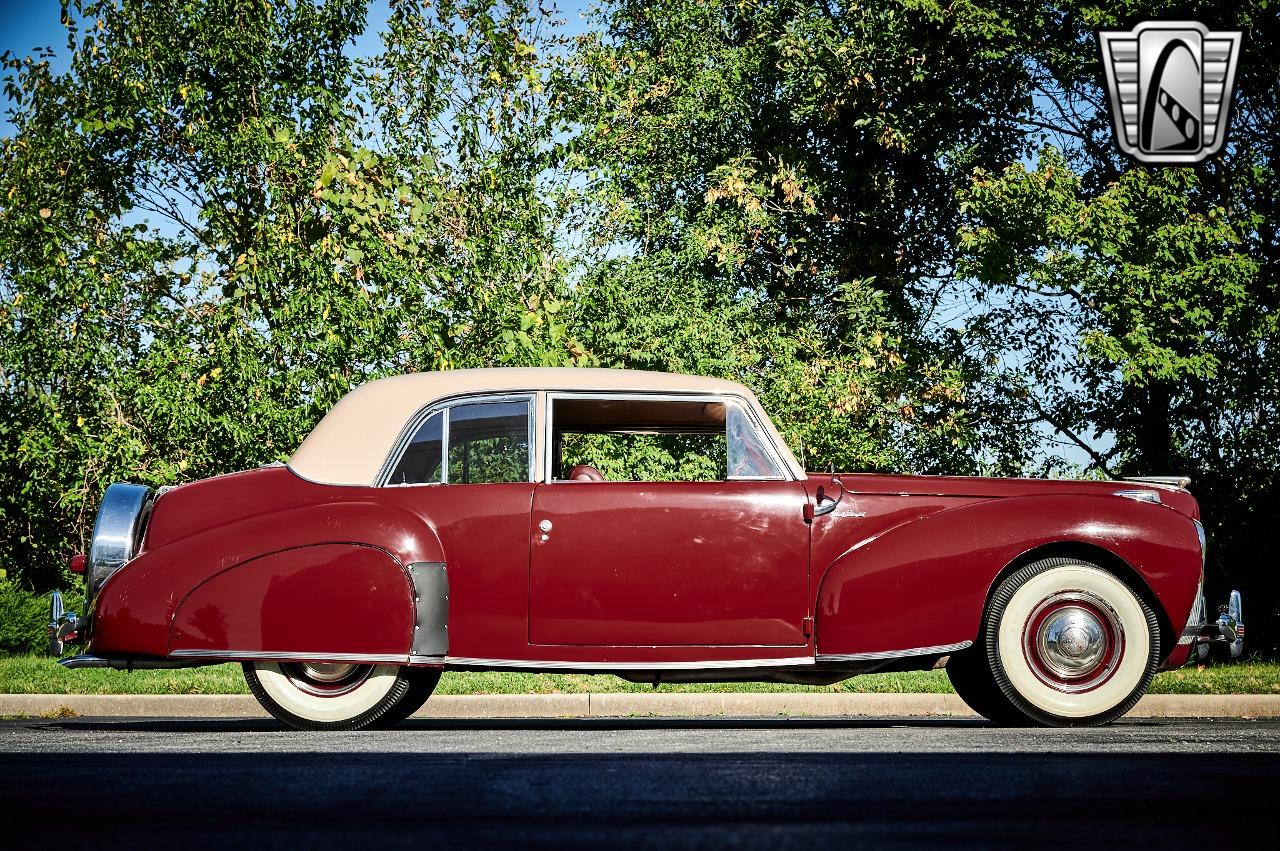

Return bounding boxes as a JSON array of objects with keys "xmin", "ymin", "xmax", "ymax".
[
  {"xmin": 0, "ymin": 655, "xmax": 250, "ymax": 695},
  {"xmin": 1, "ymin": 655, "xmax": 1278, "ymax": 696},
  {"xmin": 1147, "ymin": 660, "xmax": 1280, "ymax": 695}
]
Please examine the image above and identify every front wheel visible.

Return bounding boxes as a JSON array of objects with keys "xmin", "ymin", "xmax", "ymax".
[
  {"xmin": 244, "ymin": 661, "xmax": 439, "ymax": 731},
  {"xmin": 959, "ymin": 558, "xmax": 1162, "ymax": 727}
]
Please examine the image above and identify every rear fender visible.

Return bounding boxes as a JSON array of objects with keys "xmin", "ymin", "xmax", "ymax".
[
  {"xmin": 814, "ymin": 494, "xmax": 1201, "ymax": 657},
  {"xmin": 91, "ymin": 499, "xmax": 445, "ymax": 658},
  {"xmin": 168, "ymin": 543, "xmax": 415, "ymax": 658}
]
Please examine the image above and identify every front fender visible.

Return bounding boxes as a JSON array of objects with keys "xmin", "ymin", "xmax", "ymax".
[{"xmin": 814, "ymin": 493, "xmax": 1201, "ymax": 657}]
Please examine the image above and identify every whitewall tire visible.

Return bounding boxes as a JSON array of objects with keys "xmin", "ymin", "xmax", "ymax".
[
  {"xmin": 969, "ymin": 557, "xmax": 1162, "ymax": 727},
  {"xmin": 244, "ymin": 662, "xmax": 438, "ymax": 731}
]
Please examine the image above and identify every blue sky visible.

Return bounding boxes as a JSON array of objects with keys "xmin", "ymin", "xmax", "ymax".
[
  {"xmin": 1, "ymin": 0, "xmax": 66, "ymax": 62},
  {"xmin": 0, "ymin": 0, "xmax": 394, "ymax": 70}
]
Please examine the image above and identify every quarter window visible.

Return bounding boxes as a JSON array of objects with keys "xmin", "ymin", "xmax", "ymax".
[{"xmin": 389, "ymin": 411, "xmax": 443, "ymax": 485}]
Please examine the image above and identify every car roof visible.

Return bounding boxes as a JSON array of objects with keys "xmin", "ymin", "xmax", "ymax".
[{"xmin": 288, "ymin": 368, "xmax": 802, "ymax": 486}]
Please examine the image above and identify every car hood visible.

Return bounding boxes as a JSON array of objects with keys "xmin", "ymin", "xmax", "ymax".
[{"xmin": 809, "ymin": 472, "xmax": 1200, "ymax": 520}]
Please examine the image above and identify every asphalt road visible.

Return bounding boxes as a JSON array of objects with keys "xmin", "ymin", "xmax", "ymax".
[{"xmin": 4, "ymin": 716, "xmax": 1278, "ymax": 848}]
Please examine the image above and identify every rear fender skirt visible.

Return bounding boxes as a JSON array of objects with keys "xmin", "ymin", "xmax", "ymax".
[
  {"xmin": 167, "ymin": 543, "xmax": 415, "ymax": 658},
  {"xmin": 813, "ymin": 493, "xmax": 1202, "ymax": 658}
]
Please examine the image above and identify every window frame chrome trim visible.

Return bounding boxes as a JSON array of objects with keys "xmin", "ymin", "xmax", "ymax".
[
  {"xmin": 542, "ymin": 390, "xmax": 792, "ymax": 484},
  {"xmin": 377, "ymin": 391, "xmax": 537, "ymax": 487}
]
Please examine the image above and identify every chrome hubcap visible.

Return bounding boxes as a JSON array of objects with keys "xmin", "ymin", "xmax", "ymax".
[
  {"xmin": 1023, "ymin": 591, "xmax": 1124, "ymax": 693},
  {"xmin": 1037, "ymin": 607, "xmax": 1107, "ymax": 677},
  {"xmin": 280, "ymin": 662, "xmax": 373, "ymax": 697},
  {"xmin": 299, "ymin": 662, "xmax": 359, "ymax": 683}
]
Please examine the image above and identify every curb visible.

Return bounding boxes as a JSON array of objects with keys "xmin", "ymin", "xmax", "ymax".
[{"xmin": 3, "ymin": 692, "xmax": 1280, "ymax": 720}]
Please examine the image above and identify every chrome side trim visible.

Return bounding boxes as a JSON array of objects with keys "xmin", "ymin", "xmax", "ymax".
[
  {"xmin": 442, "ymin": 655, "xmax": 815, "ymax": 671},
  {"xmin": 168, "ymin": 645, "xmax": 970, "ymax": 668},
  {"xmin": 816, "ymin": 641, "xmax": 973, "ymax": 663},
  {"xmin": 57, "ymin": 654, "xmax": 112, "ymax": 669},
  {"xmin": 169, "ymin": 650, "xmax": 410, "ymax": 664},
  {"xmin": 58, "ymin": 654, "xmax": 208, "ymax": 670}
]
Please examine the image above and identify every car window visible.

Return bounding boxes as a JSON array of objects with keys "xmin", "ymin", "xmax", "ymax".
[
  {"xmin": 388, "ymin": 399, "xmax": 531, "ymax": 485},
  {"xmin": 446, "ymin": 401, "xmax": 531, "ymax": 484},
  {"xmin": 388, "ymin": 411, "xmax": 443, "ymax": 485},
  {"xmin": 552, "ymin": 397, "xmax": 781, "ymax": 482},
  {"xmin": 726, "ymin": 404, "xmax": 780, "ymax": 479},
  {"xmin": 560, "ymin": 432, "xmax": 727, "ymax": 482}
]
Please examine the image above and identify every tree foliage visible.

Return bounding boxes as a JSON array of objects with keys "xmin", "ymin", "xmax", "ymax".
[
  {"xmin": 1, "ymin": 0, "xmax": 575, "ymax": 588},
  {"xmin": 953, "ymin": 1, "xmax": 1279, "ymax": 645},
  {"xmin": 560, "ymin": 0, "xmax": 1045, "ymax": 473}
]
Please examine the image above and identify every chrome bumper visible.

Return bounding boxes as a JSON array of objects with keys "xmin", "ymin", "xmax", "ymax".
[{"xmin": 45, "ymin": 591, "xmax": 84, "ymax": 657}]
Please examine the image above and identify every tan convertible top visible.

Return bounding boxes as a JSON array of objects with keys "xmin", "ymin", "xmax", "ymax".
[{"xmin": 288, "ymin": 367, "xmax": 803, "ymax": 486}]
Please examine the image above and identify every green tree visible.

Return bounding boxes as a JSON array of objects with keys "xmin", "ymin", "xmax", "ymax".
[
  {"xmin": 954, "ymin": 2, "xmax": 1280, "ymax": 648},
  {"xmin": 0, "ymin": 0, "xmax": 573, "ymax": 591},
  {"xmin": 558, "ymin": 0, "xmax": 1045, "ymax": 473}
]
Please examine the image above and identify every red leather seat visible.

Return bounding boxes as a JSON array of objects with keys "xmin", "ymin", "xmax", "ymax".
[{"xmin": 567, "ymin": 464, "xmax": 605, "ymax": 482}]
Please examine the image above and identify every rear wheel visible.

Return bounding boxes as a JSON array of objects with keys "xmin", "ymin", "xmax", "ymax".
[
  {"xmin": 959, "ymin": 557, "xmax": 1162, "ymax": 727},
  {"xmin": 243, "ymin": 662, "xmax": 438, "ymax": 731}
]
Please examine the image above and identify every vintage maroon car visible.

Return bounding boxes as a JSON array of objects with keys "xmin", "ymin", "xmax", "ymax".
[{"xmin": 59, "ymin": 368, "xmax": 1207, "ymax": 729}]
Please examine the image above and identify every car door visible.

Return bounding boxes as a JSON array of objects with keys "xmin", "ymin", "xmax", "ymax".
[
  {"xmin": 380, "ymin": 395, "xmax": 538, "ymax": 660},
  {"xmin": 528, "ymin": 395, "xmax": 811, "ymax": 647}
]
